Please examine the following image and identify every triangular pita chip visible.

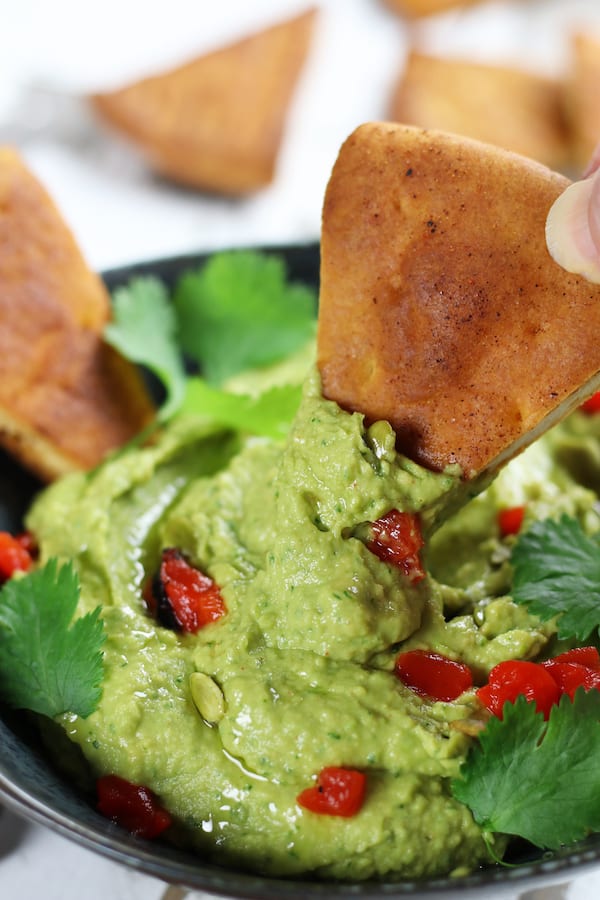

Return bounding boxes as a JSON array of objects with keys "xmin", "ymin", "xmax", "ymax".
[
  {"xmin": 91, "ymin": 8, "xmax": 317, "ymax": 195},
  {"xmin": 317, "ymin": 123, "xmax": 600, "ymax": 482},
  {"xmin": 0, "ymin": 147, "xmax": 155, "ymax": 482},
  {"xmin": 389, "ymin": 51, "xmax": 569, "ymax": 171}
]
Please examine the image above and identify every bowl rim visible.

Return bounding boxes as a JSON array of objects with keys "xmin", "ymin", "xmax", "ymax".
[{"xmin": 3, "ymin": 768, "xmax": 600, "ymax": 899}]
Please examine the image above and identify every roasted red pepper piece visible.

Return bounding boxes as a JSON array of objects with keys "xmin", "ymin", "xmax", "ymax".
[
  {"xmin": 145, "ymin": 548, "xmax": 226, "ymax": 634},
  {"xmin": 15, "ymin": 531, "xmax": 37, "ymax": 557},
  {"xmin": 543, "ymin": 646, "xmax": 600, "ymax": 670},
  {"xmin": 297, "ymin": 766, "xmax": 366, "ymax": 817},
  {"xmin": 497, "ymin": 505, "xmax": 526, "ymax": 537},
  {"xmin": 0, "ymin": 531, "xmax": 35, "ymax": 583},
  {"xmin": 477, "ymin": 659, "xmax": 561, "ymax": 720},
  {"xmin": 394, "ymin": 649, "xmax": 473, "ymax": 702},
  {"xmin": 96, "ymin": 774, "xmax": 172, "ymax": 839},
  {"xmin": 366, "ymin": 510, "xmax": 425, "ymax": 583},
  {"xmin": 580, "ymin": 391, "xmax": 600, "ymax": 414},
  {"xmin": 542, "ymin": 646, "xmax": 600, "ymax": 699},
  {"xmin": 542, "ymin": 661, "xmax": 600, "ymax": 699},
  {"xmin": 479, "ymin": 647, "xmax": 600, "ymax": 717}
]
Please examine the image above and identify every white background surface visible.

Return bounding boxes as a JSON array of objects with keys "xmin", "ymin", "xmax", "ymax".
[
  {"xmin": 2, "ymin": 0, "xmax": 600, "ymax": 897},
  {"xmin": 2, "ymin": 0, "xmax": 600, "ymax": 272}
]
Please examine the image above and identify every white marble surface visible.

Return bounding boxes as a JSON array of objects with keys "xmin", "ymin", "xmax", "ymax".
[
  {"xmin": 2, "ymin": 0, "xmax": 600, "ymax": 896},
  {"xmin": 1, "ymin": 0, "xmax": 600, "ymax": 272}
]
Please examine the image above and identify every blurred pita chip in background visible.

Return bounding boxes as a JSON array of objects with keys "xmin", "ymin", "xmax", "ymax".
[
  {"xmin": 381, "ymin": 0, "xmax": 485, "ymax": 19},
  {"xmin": 389, "ymin": 50, "xmax": 569, "ymax": 171},
  {"xmin": 90, "ymin": 8, "xmax": 317, "ymax": 195},
  {"xmin": 563, "ymin": 31, "xmax": 600, "ymax": 170}
]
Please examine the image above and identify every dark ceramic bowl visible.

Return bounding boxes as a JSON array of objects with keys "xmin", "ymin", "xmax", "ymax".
[{"xmin": 1, "ymin": 243, "xmax": 599, "ymax": 899}]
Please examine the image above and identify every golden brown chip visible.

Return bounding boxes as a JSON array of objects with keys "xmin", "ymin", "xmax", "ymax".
[
  {"xmin": 0, "ymin": 147, "xmax": 155, "ymax": 482},
  {"xmin": 389, "ymin": 51, "xmax": 569, "ymax": 171},
  {"xmin": 0, "ymin": 148, "xmax": 110, "ymax": 332},
  {"xmin": 381, "ymin": 0, "xmax": 483, "ymax": 18},
  {"xmin": 317, "ymin": 123, "xmax": 600, "ymax": 482},
  {"xmin": 91, "ymin": 8, "xmax": 317, "ymax": 195},
  {"xmin": 563, "ymin": 32, "xmax": 600, "ymax": 171}
]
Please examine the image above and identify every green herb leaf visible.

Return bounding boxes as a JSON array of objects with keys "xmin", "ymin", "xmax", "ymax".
[
  {"xmin": 182, "ymin": 377, "xmax": 302, "ymax": 440},
  {"xmin": 452, "ymin": 691, "xmax": 600, "ymax": 848},
  {"xmin": 173, "ymin": 251, "xmax": 316, "ymax": 386},
  {"xmin": 511, "ymin": 515, "xmax": 600, "ymax": 641},
  {"xmin": 0, "ymin": 560, "xmax": 105, "ymax": 719},
  {"xmin": 105, "ymin": 276, "xmax": 187, "ymax": 420}
]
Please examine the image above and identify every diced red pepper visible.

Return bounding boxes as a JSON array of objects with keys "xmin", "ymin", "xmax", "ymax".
[
  {"xmin": 498, "ymin": 506, "xmax": 526, "ymax": 537},
  {"xmin": 297, "ymin": 766, "xmax": 366, "ymax": 817},
  {"xmin": 478, "ymin": 646, "xmax": 600, "ymax": 718},
  {"xmin": 144, "ymin": 548, "xmax": 226, "ymax": 634},
  {"xmin": 0, "ymin": 531, "xmax": 35, "ymax": 583},
  {"xmin": 542, "ymin": 646, "xmax": 600, "ymax": 699},
  {"xmin": 476, "ymin": 660, "xmax": 561, "ymax": 720},
  {"xmin": 96, "ymin": 774, "xmax": 172, "ymax": 839},
  {"xmin": 580, "ymin": 391, "xmax": 600, "ymax": 415},
  {"xmin": 15, "ymin": 531, "xmax": 38, "ymax": 557},
  {"xmin": 543, "ymin": 646, "xmax": 600, "ymax": 670},
  {"xmin": 394, "ymin": 649, "xmax": 473, "ymax": 702},
  {"xmin": 542, "ymin": 661, "xmax": 600, "ymax": 699},
  {"xmin": 366, "ymin": 510, "xmax": 425, "ymax": 583}
]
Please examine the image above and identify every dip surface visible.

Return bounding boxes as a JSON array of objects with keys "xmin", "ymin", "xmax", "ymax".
[{"xmin": 26, "ymin": 368, "xmax": 600, "ymax": 880}]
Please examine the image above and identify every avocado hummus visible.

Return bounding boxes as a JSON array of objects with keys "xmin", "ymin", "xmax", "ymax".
[{"xmin": 26, "ymin": 366, "xmax": 600, "ymax": 881}]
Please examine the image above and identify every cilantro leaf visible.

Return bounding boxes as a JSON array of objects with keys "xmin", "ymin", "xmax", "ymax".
[
  {"xmin": 0, "ymin": 560, "xmax": 105, "ymax": 719},
  {"xmin": 105, "ymin": 276, "xmax": 187, "ymax": 420},
  {"xmin": 182, "ymin": 377, "xmax": 302, "ymax": 440},
  {"xmin": 511, "ymin": 515, "xmax": 600, "ymax": 641},
  {"xmin": 452, "ymin": 692, "xmax": 600, "ymax": 849},
  {"xmin": 173, "ymin": 251, "xmax": 316, "ymax": 386}
]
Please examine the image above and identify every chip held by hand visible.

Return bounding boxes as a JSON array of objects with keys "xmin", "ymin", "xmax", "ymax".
[{"xmin": 317, "ymin": 123, "xmax": 600, "ymax": 482}]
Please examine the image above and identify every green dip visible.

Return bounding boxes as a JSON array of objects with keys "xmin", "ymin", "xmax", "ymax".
[{"xmin": 26, "ymin": 366, "xmax": 600, "ymax": 880}]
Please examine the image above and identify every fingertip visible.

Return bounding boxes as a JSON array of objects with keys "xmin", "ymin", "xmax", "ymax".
[{"xmin": 545, "ymin": 175, "xmax": 600, "ymax": 284}]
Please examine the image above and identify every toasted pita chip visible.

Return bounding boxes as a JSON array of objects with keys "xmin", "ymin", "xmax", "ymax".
[
  {"xmin": 317, "ymin": 123, "xmax": 600, "ymax": 482},
  {"xmin": 390, "ymin": 51, "xmax": 569, "ymax": 171},
  {"xmin": 0, "ymin": 147, "xmax": 155, "ymax": 482},
  {"xmin": 563, "ymin": 32, "xmax": 600, "ymax": 171},
  {"xmin": 91, "ymin": 8, "xmax": 317, "ymax": 195},
  {"xmin": 381, "ymin": 0, "xmax": 482, "ymax": 18}
]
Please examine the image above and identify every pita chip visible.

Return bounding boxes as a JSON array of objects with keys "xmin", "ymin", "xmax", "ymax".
[
  {"xmin": 390, "ymin": 51, "xmax": 569, "ymax": 171},
  {"xmin": 91, "ymin": 8, "xmax": 317, "ymax": 195},
  {"xmin": 0, "ymin": 147, "xmax": 154, "ymax": 482},
  {"xmin": 317, "ymin": 123, "xmax": 600, "ymax": 483}
]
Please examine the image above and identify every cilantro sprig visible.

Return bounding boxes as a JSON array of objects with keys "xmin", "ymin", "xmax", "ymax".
[
  {"xmin": 181, "ymin": 379, "xmax": 302, "ymax": 440},
  {"xmin": 0, "ymin": 560, "xmax": 105, "ymax": 719},
  {"xmin": 452, "ymin": 691, "xmax": 600, "ymax": 849},
  {"xmin": 511, "ymin": 515, "xmax": 600, "ymax": 641},
  {"xmin": 105, "ymin": 276, "xmax": 186, "ymax": 422},
  {"xmin": 173, "ymin": 250, "xmax": 316, "ymax": 385},
  {"xmin": 104, "ymin": 250, "xmax": 316, "ymax": 428}
]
